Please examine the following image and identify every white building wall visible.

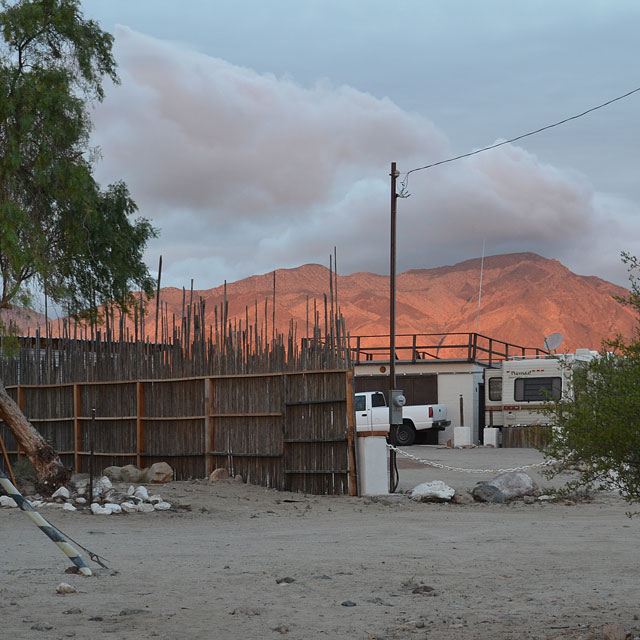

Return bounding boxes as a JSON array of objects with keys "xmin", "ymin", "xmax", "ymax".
[{"xmin": 354, "ymin": 361, "xmax": 486, "ymax": 444}]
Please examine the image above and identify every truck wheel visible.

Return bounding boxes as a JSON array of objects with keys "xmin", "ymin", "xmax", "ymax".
[{"xmin": 395, "ymin": 422, "xmax": 416, "ymax": 446}]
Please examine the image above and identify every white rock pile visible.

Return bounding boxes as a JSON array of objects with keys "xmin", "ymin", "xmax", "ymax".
[{"xmin": 0, "ymin": 462, "xmax": 177, "ymax": 515}]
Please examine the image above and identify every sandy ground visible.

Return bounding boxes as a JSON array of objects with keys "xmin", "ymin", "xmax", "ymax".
[{"xmin": 1, "ymin": 446, "xmax": 638, "ymax": 640}]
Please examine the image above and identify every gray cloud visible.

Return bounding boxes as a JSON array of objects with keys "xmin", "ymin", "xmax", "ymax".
[{"xmin": 90, "ymin": 27, "xmax": 640, "ymax": 290}]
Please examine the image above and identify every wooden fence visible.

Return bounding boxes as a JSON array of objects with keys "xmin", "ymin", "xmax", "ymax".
[
  {"xmin": 0, "ymin": 370, "xmax": 357, "ymax": 496},
  {"xmin": 501, "ymin": 425, "xmax": 552, "ymax": 449}
]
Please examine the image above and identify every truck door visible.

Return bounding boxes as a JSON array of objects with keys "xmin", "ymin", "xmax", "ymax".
[
  {"xmin": 370, "ymin": 392, "xmax": 389, "ymax": 429},
  {"xmin": 354, "ymin": 394, "xmax": 371, "ymax": 431}
]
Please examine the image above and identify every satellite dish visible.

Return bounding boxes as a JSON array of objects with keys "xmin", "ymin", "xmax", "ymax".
[{"xmin": 544, "ymin": 332, "xmax": 564, "ymax": 352}]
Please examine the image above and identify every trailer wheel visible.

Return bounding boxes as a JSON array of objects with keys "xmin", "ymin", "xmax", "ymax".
[{"xmin": 395, "ymin": 422, "xmax": 416, "ymax": 446}]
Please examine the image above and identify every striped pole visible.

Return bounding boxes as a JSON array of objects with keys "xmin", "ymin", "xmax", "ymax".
[{"xmin": 0, "ymin": 468, "xmax": 92, "ymax": 576}]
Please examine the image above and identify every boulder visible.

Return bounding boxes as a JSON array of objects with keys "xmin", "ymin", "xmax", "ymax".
[
  {"xmin": 209, "ymin": 468, "xmax": 231, "ymax": 483},
  {"xmin": 472, "ymin": 483, "xmax": 506, "ymax": 503},
  {"xmin": 102, "ymin": 466, "xmax": 123, "ymax": 482},
  {"xmin": 153, "ymin": 501, "xmax": 171, "ymax": 511},
  {"xmin": 487, "ymin": 472, "xmax": 538, "ymax": 500},
  {"xmin": 145, "ymin": 462, "xmax": 173, "ymax": 483},
  {"xmin": 120, "ymin": 465, "xmax": 145, "ymax": 484},
  {"xmin": 0, "ymin": 495, "xmax": 18, "ymax": 508},
  {"xmin": 410, "ymin": 480, "xmax": 455, "ymax": 503},
  {"xmin": 137, "ymin": 503, "xmax": 155, "ymax": 513},
  {"xmin": 62, "ymin": 503, "xmax": 77, "ymax": 512}
]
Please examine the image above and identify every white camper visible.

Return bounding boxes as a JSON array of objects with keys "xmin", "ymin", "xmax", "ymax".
[{"xmin": 484, "ymin": 349, "xmax": 597, "ymax": 429}]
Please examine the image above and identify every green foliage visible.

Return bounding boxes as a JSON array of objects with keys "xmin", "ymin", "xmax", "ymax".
[
  {"xmin": 543, "ymin": 253, "xmax": 640, "ymax": 508},
  {"xmin": 0, "ymin": 0, "xmax": 156, "ymax": 319}
]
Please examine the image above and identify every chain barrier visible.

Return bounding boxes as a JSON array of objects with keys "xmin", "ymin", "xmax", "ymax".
[{"xmin": 387, "ymin": 445, "xmax": 555, "ymax": 475}]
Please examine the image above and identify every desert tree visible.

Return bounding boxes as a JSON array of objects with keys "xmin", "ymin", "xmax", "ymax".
[
  {"xmin": 543, "ymin": 252, "xmax": 640, "ymax": 508},
  {"xmin": 0, "ymin": 0, "xmax": 157, "ymax": 492}
]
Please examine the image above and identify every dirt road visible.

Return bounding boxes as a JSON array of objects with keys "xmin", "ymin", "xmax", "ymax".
[{"xmin": 1, "ymin": 446, "xmax": 638, "ymax": 639}]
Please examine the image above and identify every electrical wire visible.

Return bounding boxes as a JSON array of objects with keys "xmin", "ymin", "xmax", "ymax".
[{"xmin": 399, "ymin": 85, "xmax": 640, "ymax": 196}]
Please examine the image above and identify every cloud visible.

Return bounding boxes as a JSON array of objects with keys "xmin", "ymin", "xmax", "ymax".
[{"xmin": 90, "ymin": 27, "xmax": 640, "ymax": 289}]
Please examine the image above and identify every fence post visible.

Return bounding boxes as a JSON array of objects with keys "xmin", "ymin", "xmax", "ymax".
[
  {"xmin": 345, "ymin": 370, "xmax": 358, "ymax": 496},
  {"xmin": 204, "ymin": 377, "xmax": 215, "ymax": 477},
  {"xmin": 17, "ymin": 386, "xmax": 24, "ymax": 458},
  {"xmin": 136, "ymin": 381, "xmax": 144, "ymax": 469},
  {"xmin": 73, "ymin": 384, "xmax": 82, "ymax": 472}
]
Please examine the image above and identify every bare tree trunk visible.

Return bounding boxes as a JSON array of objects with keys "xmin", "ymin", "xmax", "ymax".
[{"xmin": 0, "ymin": 381, "xmax": 69, "ymax": 495}]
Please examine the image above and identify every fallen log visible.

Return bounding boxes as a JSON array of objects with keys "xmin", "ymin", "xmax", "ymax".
[{"xmin": 0, "ymin": 380, "xmax": 69, "ymax": 495}]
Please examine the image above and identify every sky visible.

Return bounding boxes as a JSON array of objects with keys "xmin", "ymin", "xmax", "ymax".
[{"xmin": 79, "ymin": 0, "xmax": 640, "ymax": 290}]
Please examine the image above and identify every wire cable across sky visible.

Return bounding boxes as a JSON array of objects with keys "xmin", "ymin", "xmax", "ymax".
[{"xmin": 398, "ymin": 85, "xmax": 640, "ymax": 196}]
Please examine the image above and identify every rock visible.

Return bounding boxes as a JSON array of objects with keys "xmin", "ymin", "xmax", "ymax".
[
  {"xmin": 102, "ymin": 466, "xmax": 123, "ymax": 482},
  {"xmin": 234, "ymin": 474, "xmax": 244, "ymax": 483},
  {"xmin": 523, "ymin": 495, "xmax": 536, "ymax": 505},
  {"xmin": 75, "ymin": 497, "xmax": 86, "ymax": 505},
  {"xmin": 341, "ymin": 601, "xmax": 357, "ymax": 607},
  {"xmin": 62, "ymin": 503, "xmax": 77, "ymax": 512},
  {"xmin": 127, "ymin": 485, "xmax": 135, "ymax": 496},
  {"xmin": 271, "ymin": 623, "xmax": 289, "ymax": 634},
  {"xmin": 31, "ymin": 623, "xmax": 54, "ymax": 631},
  {"xmin": 0, "ymin": 495, "xmax": 18, "ymax": 508},
  {"xmin": 90, "ymin": 503, "xmax": 112, "ymax": 515},
  {"xmin": 120, "ymin": 465, "xmax": 145, "ymax": 484},
  {"xmin": 145, "ymin": 462, "xmax": 173, "ymax": 483},
  {"xmin": 51, "ymin": 486, "xmax": 71, "ymax": 501},
  {"xmin": 104, "ymin": 491, "xmax": 129, "ymax": 505},
  {"xmin": 56, "ymin": 582, "xmax": 77, "ymax": 595},
  {"xmin": 137, "ymin": 503, "xmax": 155, "ymax": 513},
  {"xmin": 276, "ymin": 577, "xmax": 296, "ymax": 584},
  {"xmin": 487, "ymin": 472, "xmax": 538, "ymax": 500},
  {"xmin": 209, "ymin": 468, "xmax": 231, "ymax": 483},
  {"xmin": 148, "ymin": 494, "xmax": 164, "ymax": 504},
  {"xmin": 153, "ymin": 501, "xmax": 171, "ymax": 511},
  {"xmin": 451, "ymin": 491, "xmax": 473, "ymax": 505},
  {"xmin": 134, "ymin": 486, "xmax": 149, "ymax": 500},
  {"xmin": 410, "ymin": 480, "xmax": 455, "ymax": 503},
  {"xmin": 603, "ymin": 623, "xmax": 627, "ymax": 640},
  {"xmin": 121, "ymin": 501, "xmax": 138, "ymax": 513},
  {"xmin": 472, "ymin": 483, "xmax": 506, "ymax": 503},
  {"xmin": 119, "ymin": 608, "xmax": 145, "ymax": 616},
  {"xmin": 96, "ymin": 476, "xmax": 112, "ymax": 492},
  {"xmin": 103, "ymin": 503, "xmax": 122, "ymax": 514},
  {"xmin": 69, "ymin": 473, "xmax": 90, "ymax": 488}
]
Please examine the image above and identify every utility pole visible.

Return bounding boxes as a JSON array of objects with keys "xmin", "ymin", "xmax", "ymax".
[{"xmin": 389, "ymin": 162, "xmax": 400, "ymax": 493}]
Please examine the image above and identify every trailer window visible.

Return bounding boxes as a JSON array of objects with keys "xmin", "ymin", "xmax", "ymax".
[
  {"xmin": 514, "ymin": 377, "xmax": 561, "ymax": 402},
  {"xmin": 371, "ymin": 392, "xmax": 386, "ymax": 408},
  {"xmin": 355, "ymin": 395, "xmax": 366, "ymax": 412},
  {"xmin": 488, "ymin": 377, "xmax": 502, "ymax": 401}
]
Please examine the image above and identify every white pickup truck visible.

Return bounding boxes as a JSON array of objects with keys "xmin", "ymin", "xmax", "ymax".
[{"xmin": 354, "ymin": 391, "xmax": 450, "ymax": 446}]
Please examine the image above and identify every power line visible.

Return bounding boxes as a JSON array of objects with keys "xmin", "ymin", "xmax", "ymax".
[{"xmin": 399, "ymin": 85, "xmax": 640, "ymax": 196}]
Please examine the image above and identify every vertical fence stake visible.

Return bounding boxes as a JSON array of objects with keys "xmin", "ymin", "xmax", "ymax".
[
  {"xmin": 345, "ymin": 370, "xmax": 358, "ymax": 496},
  {"xmin": 73, "ymin": 384, "xmax": 81, "ymax": 473},
  {"xmin": 136, "ymin": 381, "xmax": 144, "ymax": 469}
]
